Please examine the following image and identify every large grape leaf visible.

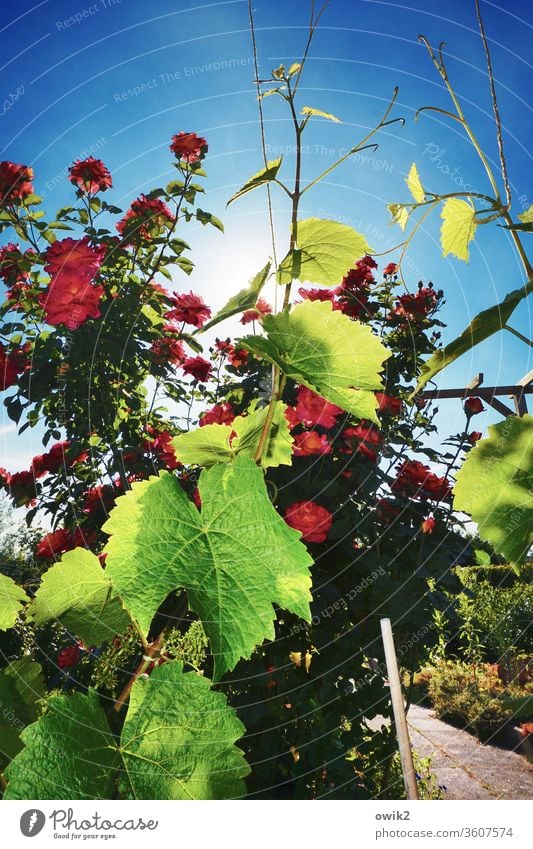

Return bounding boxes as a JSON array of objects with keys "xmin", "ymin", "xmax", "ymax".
[
  {"xmin": 414, "ymin": 279, "xmax": 533, "ymax": 393},
  {"xmin": 240, "ymin": 299, "xmax": 391, "ymax": 425},
  {"xmin": 440, "ymin": 197, "xmax": 477, "ymax": 261},
  {"xmin": 276, "ymin": 218, "xmax": 372, "ymax": 286},
  {"xmin": 3, "ymin": 689, "xmax": 118, "ymax": 799},
  {"xmin": 199, "ymin": 263, "xmax": 271, "ymax": 333},
  {"xmin": 120, "ymin": 662, "xmax": 249, "ymax": 799},
  {"xmin": 171, "ymin": 402, "xmax": 293, "ymax": 469},
  {"xmin": 103, "ymin": 457, "xmax": 312, "ymax": 678},
  {"xmin": 0, "ymin": 573, "xmax": 29, "ymax": 631},
  {"xmin": 29, "ymin": 548, "xmax": 131, "ymax": 646},
  {"xmin": 0, "ymin": 659, "xmax": 44, "ymax": 768},
  {"xmin": 454, "ymin": 415, "xmax": 533, "ymax": 569}
]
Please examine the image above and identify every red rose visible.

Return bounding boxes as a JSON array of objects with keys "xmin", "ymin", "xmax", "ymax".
[
  {"xmin": 170, "ymin": 132, "xmax": 208, "ymax": 163},
  {"xmin": 293, "ymin": 430, "xmax": 331, "ymax": 456},
  {"xmin": 469, "ymin": 431, "xmax": 482, "ymax": 443},
  {"xmin": 165, "ymin": 291, "xmax": 211, "ymax": 328},
  {"xmin": 227, "ymin": 347, "xmax": 249, "ymax": 369},
  {"xmin": 68, "ymin": 157, "xmax": 112, "ymax": 193},
  {"xmin": 392, "ymin": 460, "xmax": 450, "ymax": 501},
  {"xmin": 150, "ymin": 335, "xmax": 185, "ymax": 365},
  {"xmin": 0, "ymin": 161, "xmax": 34, "ymax": 203},
  {"xmin": 117, "ymin": 195, "xmax": 174, "ymax": 239},
  {"xmin": 0, "ymin": 243, "xmax": 32, "ymax": 285},
  {"xmin": 284, "ymin": 406, "xmax": 300, "ymax": 431},
  {"xmin": 44, "ymin": 238, "xmax": 106, "ymax": 278},
  {"xmin": 298, "ymin": 287, "xmax": 340, "ymax": 305},
  {"xmin": 83, "ymin": 483, "xmax": 117, "ymax": 516},
  {"xmin": 341, "ymin": 423, "xmax": 382, "ymax": 463},
  {"xmin": 182, "ymin": 356, "xmax": 212, "ymax": 382},
  {"xmin": 200, "ymin": 402, "xmax": 235, "ymax": 426},
  {"xmin": 39, "ymin": 276, "xmax": 105, "ymax": 328},
  {"xmin": 57, "ymin": 645, "xmax": 81, "ymax": 670},
  {"xmin": 144, "ymin": 428, "xmax": 180, "ymax": 470},
  {"xmin": 40, "ymin": 238, "xmax": 107, "ymax": 328},
  {"xmin": 464, "ymin": 396, "xmax": 484, "ymax": 416},
  {"xmin": 35, "ymin": 528, "xmax": 75, "ymax": 559},
  {"xmin": 284, "ymin": 500, "xmax": 333, "ymax": 543},
  {"xmin": 294, "ymin": 386, "xmax": 343, "ymax": 429},
  {"xmin": 389, "ymin": 284, "xmax": 441, "ymax": 321},
  {"xmin": 421, "ymin": 517, "xmax": 436, "ymax": 534},
  {"xmin": 5, "ymin": 470, "xmax": 37, "ymax": 506},
  {"xmin": 0, "ymin": 342, "xmax": 29, "ymax": 390},
  {"xmin": 383, "ymin": 262, "xmax": 398, "ymax": 276},
  {"xmin": 240, "ymin": 298, "xmax": 273, "ymax": 324},
  {"xmin": 376, "ymin": 392, "xmax": 402, "ymax": 416},
  {"xmin": 214, "ymin": 338, "xmax": 233, "ymax": 355}
]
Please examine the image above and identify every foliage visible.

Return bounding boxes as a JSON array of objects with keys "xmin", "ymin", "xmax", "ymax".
[
  {"xmin": 0, "ymin": 1, "xmax": 530, "ymax": 801},
  {"xmin": 426, "ymin": 660, "xmax": 526, "ymax": 742}
]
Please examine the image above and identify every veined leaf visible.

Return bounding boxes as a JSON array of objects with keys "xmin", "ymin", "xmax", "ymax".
[
  {"xmin": 4, "ymin": 689, "xmax": 118, "ymax": 800},
  {"xmin": 29, "ymin": 548, "xmax": 130, "ymax": 646},
  {"xmin": 172, "ymin": 401, "xmax": 293, "ymax": 469},
  {"xmin": 103, "ymin": 458, "xmax": 312, "ymax": 678},
  {"xmin": 518, "ymin": 204, "xmax": 533, "ymax": 224},
  {"xmin": 199, "ymin": 263, "xmax": 271, "ymax": 333},
  {"xmin": 301, "ymin": 106, "xmax": 341, "ymax": 123},
  {"xmin": 0, "ymin": 659, "xmax": 44, "ymax": 768},
  {"xmin": 241, "ymin": 299, "xmax": 391, "ymax": 425},
  {"xmin": 120, "ymin": 662, "xmax": 249, "ymax": 799},
  {"xmin": 276, "ymin": 218, "xmax": 372, "ymax": 286},
  {"xmin": 227, "ymin": 159, "xmax": 282, "ymax": 206},
  {"xmin": 387, "ymin": 203, "xmax": 409, "ymax": 232},
  {"xmin": 406, "ymin": 163, "xmax": 425, "ymax": 203},
  {"xmin": 4, "ymin": 663, "xmax": 248, "ymax": 800},
  {"xmin": 0, "ymin": 573, "xmax": 29, "ymax": 631},
  {"xmin": 440, "ymin": 197, "xmax": 477, "ymax": 262},
  {"xmin": 453, "ymin": 415, "xmax": 533, "ymax": 570},
  {"xmin": 414, "ymin": 278, "xmax": 533, "ymax": 393}
]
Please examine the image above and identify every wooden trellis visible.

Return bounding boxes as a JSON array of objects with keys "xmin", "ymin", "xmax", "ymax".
[{"xmin": 419, "ymin": 370, "xmax": 533, "ymax": 418}]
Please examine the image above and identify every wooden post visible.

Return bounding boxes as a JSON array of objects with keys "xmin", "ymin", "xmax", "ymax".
[{"xmin": 380, "ymin": 618, "xmax": 419, "ymax": 800}]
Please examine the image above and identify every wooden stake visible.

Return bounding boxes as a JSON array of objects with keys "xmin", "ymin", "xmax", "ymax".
[{"xmin": 380, "ymin": 617, "xmax": 419, "ymax": 800}]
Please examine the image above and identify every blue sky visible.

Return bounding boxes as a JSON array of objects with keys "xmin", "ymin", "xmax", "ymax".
[{"xmin": 1, "ymin": 0, "xmax": 531, "ymax": 471}]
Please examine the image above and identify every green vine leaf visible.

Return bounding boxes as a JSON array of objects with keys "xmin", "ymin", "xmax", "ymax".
[
  {"xmin": 518, "ymin": 204, "xmax": 533, "ymax": 224},
  {"xmin": 406, "ymin": 163, "xmax": 425, "ymax": 203},
  {"xmin": 199, "ymin": 263, "xmax": 271, "ymax": 333},
  {"xmin": 4, "ymin": 690, "xmax": 119, "ymax": 800},
  {"xmin": 120, "ymin": 661, "xmax": 249, "ymax": 799},
  {"xmin": 227, "ymin": 159, "xmax": 282, "ymax": 206},
  {"xmin": 301, "ymin": 106, "xmax": 341, "ymax": 123},
  {"xmin": 0, "ymin": 659, "xmax": 44, "ymax": 768},
  {"xmin": 453, "ymin": 415, "xmax": 533, "ymax": 570},
  {"xmin": 276, "ymin": 218, "xmax": 372, "ymax": 286},
  {"xmin": 414, "ymin": 279, "xmax": 533, "ymax": 393},
  {"xmin": 440, "ymin": 197, "xmax": 477, "ymax": 262},
  {"xmin": 0, "ymin": 573, "xmax": 30, "ymax": 631},
  {"xmin": 241, "ymin": 300, "xmax": 391, "ymax": 425},
  {"xmin": 387, "ymin": 203, "xmax": 409, "ymax": 231},
  {"xmin": 29, "ymin": 548, "xmax": 131, "ymax": 646},
  {"xmin": 103, "ymin": 457, "xmax": 312, "ymax": 678},
  {"xmin": 172, "ymin": 402, "xmax": 293, "ymax": 469}
]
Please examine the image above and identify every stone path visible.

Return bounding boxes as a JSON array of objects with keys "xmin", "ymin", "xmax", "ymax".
[{"xmin": 407, "ymin": 704, "xmax": 533, "ymax": 799}]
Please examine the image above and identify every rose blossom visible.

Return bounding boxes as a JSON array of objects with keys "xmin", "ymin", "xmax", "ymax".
[
  {"xmin": 182, "ymin": 356, "xmax": 212, "ymax": 382},
  {"xmin": 165, "ymin": 291, "xmax": 211, "ymax": 328},
  {"xmin": 284, "ymin": 500, "xmax": 333, "ymax": 543},
  {"xmin": 68, "ymin": 157, "xmax": 112, "ymax": 193},
  {"xmin": 170, "ymin": 132, "xmax": 208, "ymax": 163},
  {"xmin": 0, "ymin": 161, "xmax": 34, "ymax": 203}
]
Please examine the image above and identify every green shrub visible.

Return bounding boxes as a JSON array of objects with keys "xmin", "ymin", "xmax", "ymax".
[{"xmin": 428, "ymin": 660, "xmax": 513, "ymax": 741}]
